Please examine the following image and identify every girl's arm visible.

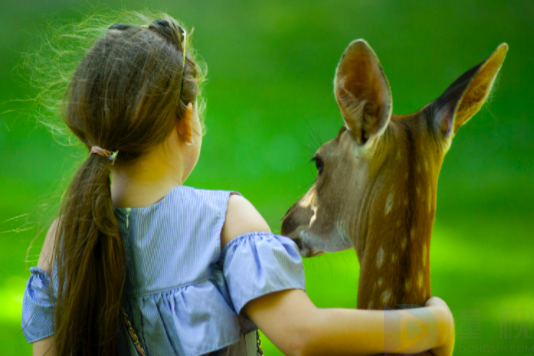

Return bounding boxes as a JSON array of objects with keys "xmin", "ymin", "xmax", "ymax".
[
  {"xmin": 244, "ymin": 288, "xmax": 454, "ymax": 356},
  {"xmin": 32, "ymin": 336, "xmax": 55, "ymax": 356},
  {"xmin": 32, "ymin": 219, "xmax": 59, "ymax": 356},
  {"xmin": 222, "ymin": 195, "xmax": 455, "ymax": 356}
]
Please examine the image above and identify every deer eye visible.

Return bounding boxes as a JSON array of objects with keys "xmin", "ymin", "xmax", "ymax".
[{"xmin": 311, "ymin": 156, "xmax": 324, "ymax": 174}]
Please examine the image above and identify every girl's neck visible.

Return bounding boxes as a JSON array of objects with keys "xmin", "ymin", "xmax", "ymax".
[{"xmin": 110, "ymin": 149, "xmax": 185, "ymax": 209}]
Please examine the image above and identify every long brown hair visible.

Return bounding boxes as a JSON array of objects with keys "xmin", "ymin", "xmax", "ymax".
[{"xmin": 44, "ymin": 12, "xmax": 203, "ymax": 355}]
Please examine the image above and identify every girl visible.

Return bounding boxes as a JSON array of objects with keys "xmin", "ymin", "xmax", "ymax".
[{"xmin": 21, "ymin": 12, "xmax": 455, "ymax": 356}]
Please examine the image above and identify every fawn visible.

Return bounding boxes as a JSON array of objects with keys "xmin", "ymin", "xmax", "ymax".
[{"xmin": 281, "ymin": 40, "xmax": 508, "ymax": 312}]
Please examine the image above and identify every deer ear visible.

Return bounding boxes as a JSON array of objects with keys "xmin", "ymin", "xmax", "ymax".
[
  {"xmin": 334, "ymin": 40, "xmax": 392, "ymax": 145},
  {"xmin": 430, "ymin": 43, "xmax": 508, "ymax": 138}
]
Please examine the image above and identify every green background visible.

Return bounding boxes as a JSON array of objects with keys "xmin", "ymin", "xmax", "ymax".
[{"xmin": 1, "ymin": 0, "xmax": 533, "ymax": 354}]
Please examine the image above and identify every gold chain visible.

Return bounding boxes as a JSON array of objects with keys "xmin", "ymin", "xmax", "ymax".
[
  {"xmin": 256, "ymin": 330, "xmax": 264, "ymax": 356},
  {"xmin": 121, "ymin": 307, "xmax": 146, "ymax": 356}
]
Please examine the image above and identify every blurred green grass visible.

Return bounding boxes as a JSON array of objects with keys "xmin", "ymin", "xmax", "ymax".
[{"xmin": 1, "ymin": 0, "xmax": 533, "ymax": 355}]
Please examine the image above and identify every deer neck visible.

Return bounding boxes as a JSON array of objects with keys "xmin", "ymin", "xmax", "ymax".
[{"xmin": 350, "ymin": 134, "xmax": 441, "ymax": 309}]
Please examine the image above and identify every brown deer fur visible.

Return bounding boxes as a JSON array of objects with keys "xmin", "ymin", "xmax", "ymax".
[{"xmin": 281, "ymin": 40, "xmax": 508, "ymax": 315}]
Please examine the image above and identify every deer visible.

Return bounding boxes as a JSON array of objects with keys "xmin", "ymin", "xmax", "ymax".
[{"xmin": 281, "ymin": 39, "xmax": 508, "ymax": 350}]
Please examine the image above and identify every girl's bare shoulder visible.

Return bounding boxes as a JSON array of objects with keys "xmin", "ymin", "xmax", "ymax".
[{"xmin": 220, "ymin": 194, "xmax": 271, "ymax": 249}]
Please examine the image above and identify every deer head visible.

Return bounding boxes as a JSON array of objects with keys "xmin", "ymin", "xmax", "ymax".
[{"xmin": 281, "ymin": 40, "xmax": 508, "ymax": 309}]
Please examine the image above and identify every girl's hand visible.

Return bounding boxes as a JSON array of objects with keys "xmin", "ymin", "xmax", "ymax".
[{"xmin": 425, "ymin": 296, "xmax": 455, "ymax": 356}]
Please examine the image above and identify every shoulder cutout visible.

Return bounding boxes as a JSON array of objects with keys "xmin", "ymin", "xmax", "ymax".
[
  {"xmin": 37, "ymin": 218, "xmax": 60, "ymax": 274},
  {"xmin": 221, "ymin": 194, "xmax": 271, "ymax": 249}
]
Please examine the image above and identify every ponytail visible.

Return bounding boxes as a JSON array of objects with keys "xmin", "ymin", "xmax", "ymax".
[{"xmin": 52, "ymin": 153, "xmax": 125, "ymax": 355}]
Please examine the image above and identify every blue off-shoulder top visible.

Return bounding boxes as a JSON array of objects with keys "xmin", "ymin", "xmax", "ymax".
[{"xmin": 21, "ymin": 185, "xmax": 306, "ymax": 356}]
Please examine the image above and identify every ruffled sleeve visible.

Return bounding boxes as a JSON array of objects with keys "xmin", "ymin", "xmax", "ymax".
[
  {"xmin": 220, "ymin": 231, "xmax": 306, "ymax": 315},
  {"xmin": 21, "ymin": 266, "xmax": 56, "ymax": 343}
]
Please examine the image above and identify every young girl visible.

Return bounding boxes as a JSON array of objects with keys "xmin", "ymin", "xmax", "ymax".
[{"xmin": 21, "ymin": 13, "xmax": 455, "ymax": 356}]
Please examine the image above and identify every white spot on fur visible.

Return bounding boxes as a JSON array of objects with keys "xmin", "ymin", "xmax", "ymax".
[
  {"xmin": 309, "ymin": 205, "xmax": 318, "ymax": 226},
  {"xmin": 381, "ymin": 289, "xmax": 392, "ymax": 304},
  {"xmin": 418, "ymin": 271, "xmax": 424, "ymax": 289},
  {"xmin": 377, "ymin": 277, "xmax": 383, "ymax": 287},
  {"xmin": 376, "ymin": 246, "xmax": 385, "ymax": 268},
  {"xmin": 385, "ymin": 192, "xmax": 394, "ymax": 215},
  {"xmin": 299, "ymin": 189, "xmax": 316, "ymax": 208}
]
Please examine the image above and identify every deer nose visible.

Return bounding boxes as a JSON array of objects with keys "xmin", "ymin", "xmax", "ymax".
[
  {"xmin": 282, "ymin": 200, "xmax": 299, "ymax": 221},
  {"xmin": 281, "ymin": 201, "xmax": 300, "ymax": 235},
  {"xmin": 281, "ymin": 212, "xmax": 299, "ymax": 236},
  {"xmin": 281, "ymin": 214, "xmax": 293, "ymax": 236},
  {"xmin": 293, "ymin": 235, "xmax": 303, "ymax": 251}
]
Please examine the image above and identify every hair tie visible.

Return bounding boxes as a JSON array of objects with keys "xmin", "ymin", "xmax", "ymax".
[{"xmin": 90, "ymin": 146, "xmax": 119, "ymax": 165}]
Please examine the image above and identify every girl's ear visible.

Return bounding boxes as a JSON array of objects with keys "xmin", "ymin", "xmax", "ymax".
[{"xmin": 176, "ymin": 103, "xmax": 194, "ymax": 143}]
